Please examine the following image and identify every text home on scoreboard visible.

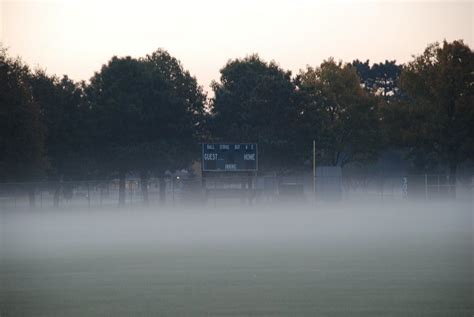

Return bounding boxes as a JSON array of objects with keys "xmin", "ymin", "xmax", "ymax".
[{"xmin": 202, "ymin": 143, "xmax": 258, "ymax": 172}]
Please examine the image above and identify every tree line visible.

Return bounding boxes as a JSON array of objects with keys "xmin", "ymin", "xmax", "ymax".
[{"xmin": 1, "ymin": 40, "xmax": 473, "ymax": 204}]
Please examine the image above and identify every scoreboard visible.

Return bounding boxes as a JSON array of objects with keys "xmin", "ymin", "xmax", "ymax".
[{"xmin": 202, "ymin": 143, "xmax": 258, "ymax": 172}]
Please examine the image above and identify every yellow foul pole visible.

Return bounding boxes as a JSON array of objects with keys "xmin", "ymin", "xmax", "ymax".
[{"xmin": 313, "ymin": 140, "xmax": 316, "ymax": 199}]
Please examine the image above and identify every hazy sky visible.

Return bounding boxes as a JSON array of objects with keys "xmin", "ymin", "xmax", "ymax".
[{"xmin": 1, "ymin": 0, "xmax": 472, "ymax": 92}]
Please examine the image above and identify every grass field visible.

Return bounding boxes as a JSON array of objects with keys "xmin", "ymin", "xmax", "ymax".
[{"xmin": 1, "ymin": 201, "xmax": 473, "ymax": 316}]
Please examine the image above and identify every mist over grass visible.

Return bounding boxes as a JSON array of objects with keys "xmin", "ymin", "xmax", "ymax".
[{"xmin": 1, "ymin": 200, "xmax": 473, "ymax": 316}]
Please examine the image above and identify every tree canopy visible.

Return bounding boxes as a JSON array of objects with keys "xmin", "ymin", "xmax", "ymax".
[
  {"xmin": 398, "ymin": 40, "xmax": 474, "ymax": 180},
  {"xmin": 1, "ymin": 40, "xmax": 473, "ymax": 200},
  {"xmin": 86, "ymin": 50, "xmax": 206, "ymax": 204},
  {"xmin": 351, "ymin": 59, "xmax": 402, "ymax": 100},
  {"xmin": 210, "ymin": 55, "xmax": 299, "ymax": 172},
  {"xmin": 296, "ymin": 59, "xmax": 382, "ymax": 167},
  {"xmin": 0, "ymin": 47, "xmax": 46, "ymax": 183},
  {"xmin": 29, "ymin": 71, "xmax": 89, "ymax": 181}
]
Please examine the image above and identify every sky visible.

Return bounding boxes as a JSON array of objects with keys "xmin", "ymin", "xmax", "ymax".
[{"xmin": 1, "ymin": 0, "xmax": 472, "ymax": 93}]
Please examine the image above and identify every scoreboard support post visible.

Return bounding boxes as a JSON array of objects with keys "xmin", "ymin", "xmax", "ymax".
[
  {"xmin": 247, "ymin": 172, "xmax": 252, "ymax": 204},
  {"xmin": 201, "ymin": 171, "xmax": 208, "ymax": 204}
]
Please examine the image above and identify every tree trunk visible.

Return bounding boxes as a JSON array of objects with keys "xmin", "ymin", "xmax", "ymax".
[
  {"xmin": 448, "ymin": 161, "xmax": 457, "ymax": 199},
  {"xmin": 28, "ymin": 186, "xmax": 35, "ymax": 208},
  {"xmin": 118, "ymin": 171, "xmax": 126, "ymax": 207},
  {"xmin": 159, "ymin": 177, "xmax": 166, "ymax": 205},
  {"xmin": 140, "ymin": 171, "xmax": 149, "ymax": 206}
]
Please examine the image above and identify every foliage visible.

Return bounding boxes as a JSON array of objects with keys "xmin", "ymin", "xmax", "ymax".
[
  {"xmin": 87, "ymin": 51, "xmax": 205, "ymax": 177},
  {"xmin": 1, "ymin": 40, "xmax": 473, "ymax": 192},
  {"xmin": 351, "ymin": 59, "xmax": 402, "ymax": 100},
  {"xmin": 210, "ymin": 55, "xmax": 299, "ymax": 172},
  {"xmin": 398, "ymin": 40, "xmax": 474, "ymax": 177},
  {"xmin": 296, "ymin": 59, "xmax": 382, "ymax": 167},
  {"xmin": 29, "ymin": 71, "xmax": 89, "ymax": 180},
  {"xmin": 0, "ymin": 47, "xmax": 46, "ymax": 182}
]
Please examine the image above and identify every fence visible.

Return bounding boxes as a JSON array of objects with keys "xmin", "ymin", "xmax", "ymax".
[{"xmin": 0, "ymin": 174, "xmax": 472, "ymax": 210}]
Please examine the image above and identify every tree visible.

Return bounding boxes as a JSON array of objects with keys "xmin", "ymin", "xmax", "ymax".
[
  {"xmin": 29, "ymin": 71, "xmax": 89, "ymax": 181},
  {"xmin": 351, "ymin": 59, "xmax": 402, "ymax": 100},
  {"xmin": 399, "ymin": 40, "xmax": 474, "ymax": 188},
  {"xmin": 210, "ymin": 55, "xmax": 299, "ymax": 172},
  {"xmin": 143, "ymin": 49, "xmax": 206, "ymax": 203},
  {"xmin": 296, "ymin": 59, "xmax": 382, "ymax": 167},
  {"xmin": 86, "ymin": 50, "xmax": 205, "ymax": 206},
  {"xmin": 29, "ymin": 71, "xmax": 90, "ymax": 206},
  {"xmin": 351, "ymin": 59, "xmax": 405, "ymax": 174},
  {"xmin": 0, "ymin": 47, "xmax": 46, "ymax": 205}
]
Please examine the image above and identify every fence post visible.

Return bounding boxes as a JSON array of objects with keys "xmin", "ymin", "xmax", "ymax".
[
  {"xmin": 437, "ymin": 175, "xmax": 440, "ymax": 194},
  {"xmin": 87, "ymin": 182, "xmax": 91, "ymax": 208},
  {"xmin": 424, "ymin": 174, "xmax": 428, "ymax": 200},
  {"xmin": 99, "ymin": 185, "xmax": 103, "ymax": 207},
  {"xmin": 446, "ymin": 174, "xmax": 451, "ymax": 198},
  {"xmin": 402, "ymin": 177, "xmax": 408, "ymax": 199},
  {"xmin": 380, "ymin": 175, "xmax": 384, "ymax": 201},
  {"xmin": 172, "ymin": 177, "xmax": 175, "ymax": 207}
]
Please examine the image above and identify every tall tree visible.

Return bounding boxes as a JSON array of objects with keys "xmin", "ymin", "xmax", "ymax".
[
  {"xmin": 143, "ymin": 49, "xmax": 206, "ymax": 203},
  {"xmin": 86, "ymin": 56, "xmax": 155, "ymax": 206},
  {"xmin": 296, "ymin": 59, "xmax": 382, "ymax": 167},
  {"xmin": 0, "ymin": 47, "xmax": 46, "ymax": 204},
  {"xmin": 210, "ymin": 55, "xmax": 298, "ymax": 172},
  {"xmin": 399, "ymin": 40, "xmax": 474, "ymax": 188},
  {"xmin": 86, "ymin": 51, "xmax": 205, "ymax": 206},
  {"xmin": 29, "ymin": 71, "xmax": 89, "ymax": 181}
]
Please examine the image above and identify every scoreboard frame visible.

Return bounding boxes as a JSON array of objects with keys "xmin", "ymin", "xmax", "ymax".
[{"xmin": 201, "ymin": 143, "xmax": 258, "ymax": 172}]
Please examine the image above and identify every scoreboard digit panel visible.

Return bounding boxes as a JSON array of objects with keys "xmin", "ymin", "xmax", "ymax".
[{"xmin": 202, "ymin": 143, "xmax": 258, "ymax": 172}]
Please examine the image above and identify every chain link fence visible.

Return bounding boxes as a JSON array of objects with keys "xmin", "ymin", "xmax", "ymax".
[{"xmin": 0, "ymin": 174, "xmax": 472, "ymax": 210}]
